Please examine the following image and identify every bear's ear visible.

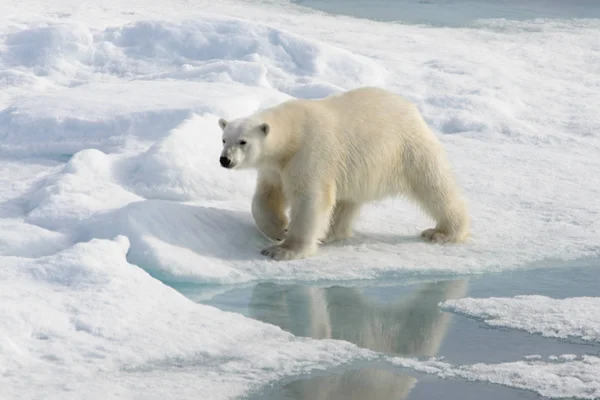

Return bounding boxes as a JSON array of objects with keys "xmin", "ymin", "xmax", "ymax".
[
  {"xmin": 259, "ymin": 122, "xmax": 270, "ymax": 135},
  {"xmin": 218, "ymin": 118, "xmax": 228, "ymax": 130}
]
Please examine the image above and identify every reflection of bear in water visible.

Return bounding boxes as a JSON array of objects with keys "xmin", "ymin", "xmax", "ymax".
[
  {"xmin": 248, "ymin": 280, "xmax": 468, "ymax": 400},
  {"xmin": 218, "ymin": 87, "xmax": 471, "ymax": 260}
]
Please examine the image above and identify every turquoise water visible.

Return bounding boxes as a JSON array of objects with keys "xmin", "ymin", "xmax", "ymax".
[
  {"xmin": 173, "ymin": 263, "xmax": 600, "ymax": 399},
  {"xmin": 291, "ymin": 0, "xmax": 600, "ymax": 26}
]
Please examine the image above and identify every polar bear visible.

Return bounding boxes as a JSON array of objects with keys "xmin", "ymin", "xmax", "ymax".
[{"xmin": 218, "ymin": 86, "xmax": 470, "ymax": 261}]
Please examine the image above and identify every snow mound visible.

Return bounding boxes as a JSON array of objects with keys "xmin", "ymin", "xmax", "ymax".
[
  {"xmin": 0, "ymin": 81, "xmax": 290, "ymax": 158},
  {"xmin": 126, "ymin": 114, "xmax": 258, "ymax": 202},
  {"xmin": 2, "ymin": 23, "xmax": 94, "ymax": 79},
  {"xmin": 1, "ymin": 16, "xmax": 385, "ymax": 158},
  {"xmin": 440, "ymin": 295, "xmax": 600, "ymax": 342},
  {"xmin": 392, "ymin": 355, "xmax": 600, "ymax": 400},
  {"xmin": 24, "ymin": 148, "xmax": 142, "ymax": 231},
  {"xmin": 80, "ymin": 200, "xmax": 262, "ymax": 284},
  {"xmin": 0, "ymin": 17, "xmax": 386, "ymax": 102},
  {"xmin": 103, "ymin": 18, "xmax": 388, "ymax": 96},
  {"xmin": 0, "ymin": 236, "xmax": 372, "ymax": 400},
  {"xmin": 0, "ymin": 219, "xmax": 70, "ymax": 257}
]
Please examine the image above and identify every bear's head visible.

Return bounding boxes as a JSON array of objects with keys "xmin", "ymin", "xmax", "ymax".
[{"xmin": 217, "ymin": 117, "xmax": 270, "ymax": 170}]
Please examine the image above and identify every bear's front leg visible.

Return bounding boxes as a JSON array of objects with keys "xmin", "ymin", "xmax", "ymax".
[
  {"xmin": 261, "ymin": 185, "xmax": 335, "ymax": 261},
  {"xmin": 252, "ymin": 175, "xmax": 289, "ymax": 242}
]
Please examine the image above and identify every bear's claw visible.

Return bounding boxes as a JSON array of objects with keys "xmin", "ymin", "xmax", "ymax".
[
  {"xmin": 261, "ymin": 242, "xmax": 310, "ymax": 261},
  {"xmin": 421, "ymin": 228, "xmax": 451, "ymax": 244}
]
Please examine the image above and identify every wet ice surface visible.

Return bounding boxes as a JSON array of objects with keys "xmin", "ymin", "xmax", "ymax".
[
  {"xmin": 441, "ymin": 296, "xmax": 600, "ymax": 343},
  {"xmin": 189, "ymin": 264, "xmax": 600, "ymax": 399}
]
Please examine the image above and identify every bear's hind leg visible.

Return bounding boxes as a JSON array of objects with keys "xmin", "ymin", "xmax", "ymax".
[
  {"xmin": 252, "ymin": 174, "xmax": 289, "ymax": 242},
  {"xmin": 406, "ymin": 159, "xmax": 470, "ymax": 244},
  {"xmin": 321, "ymin": 201, "xmax": 361, "ymax": 244},
  {"xmin": 415, "ymin": 187, "xmax": 470, "ymax": 244},
  {"xmin": 416, "ymin": 189, "xmax": 470, "ymax": 244},
  {"xmin": 261, "ymin": 184, "xmax": 336, "ymax": 260}
]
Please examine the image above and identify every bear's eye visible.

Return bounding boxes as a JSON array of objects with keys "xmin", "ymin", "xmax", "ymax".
[
  {"xmin": 222, "ymin": 139, "xmax": 225, "ymax": 144},
  {"xmin": 239, "ymin": 140, "xmax": 247, "ymax": 146}
]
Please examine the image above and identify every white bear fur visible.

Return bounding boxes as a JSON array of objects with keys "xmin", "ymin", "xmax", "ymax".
[{"xmin": 218, "ymin": 86, "xmax": 470, "ymax": 261}]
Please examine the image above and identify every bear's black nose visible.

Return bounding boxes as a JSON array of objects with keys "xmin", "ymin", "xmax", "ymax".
[{"xmin": 220, "ymin": 156, "xmax": 232, "ymax": 168}]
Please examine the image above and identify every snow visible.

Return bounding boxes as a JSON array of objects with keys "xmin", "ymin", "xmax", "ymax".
[
  {"xmin": 392, "ymin": 355, "xmax": 600, "ymax": 399},
  {"xmin": 1, "ymin": 0, "xmax": 600, "ymax": 398},
  {"xmin": 440, "ymin": 295, "xmax": 600, "ymax": 342},
  {"xmin": 1, "ymin": 12, "xmax": 598, "ymax": 284}
]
